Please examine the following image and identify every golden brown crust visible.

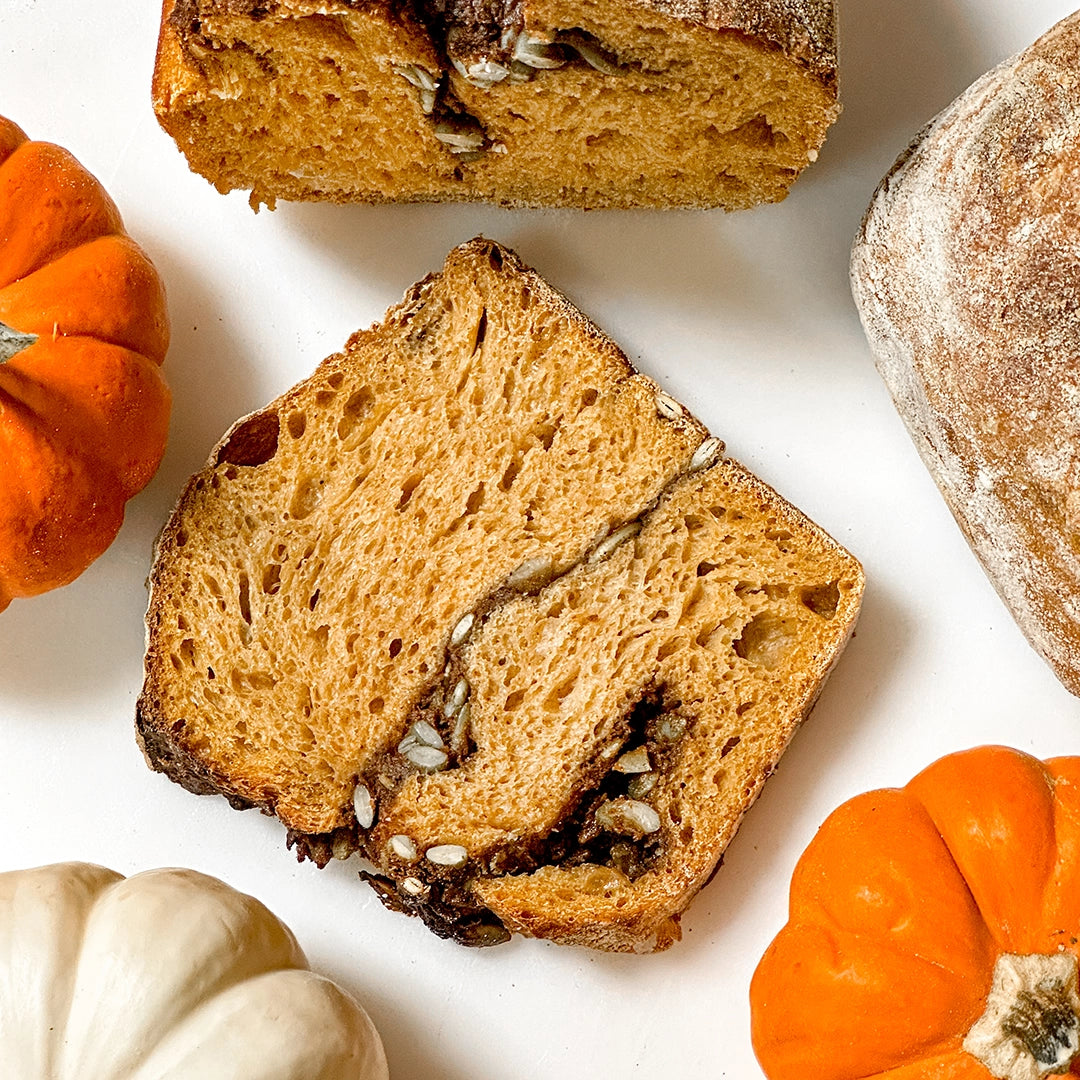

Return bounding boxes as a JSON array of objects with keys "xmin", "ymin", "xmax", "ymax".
[
  {"xmin": 852, "ymin": 10, "xmax": 1080, "ymax": 696},
  {"xmin": 640, "ymin": 0, "xmax": 836, "ymax": 82}
]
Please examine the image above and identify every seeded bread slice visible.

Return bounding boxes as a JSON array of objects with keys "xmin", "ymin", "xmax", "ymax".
[
  {"xmin": 137, "ymin": 238, "xmax": 863, "ymax": 951},
  {"xmin": 152, "ymin": 0, "xmax": 839, "ymax": 210}
]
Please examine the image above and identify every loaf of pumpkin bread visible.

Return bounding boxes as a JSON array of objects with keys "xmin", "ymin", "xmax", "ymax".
[
  {"xmin": 138, "ymin": 238, "xmax": 863, "ymax": 951},
  {"xmin": 152, "ymin": 0, "xmax": 839, "ymax": 209}
]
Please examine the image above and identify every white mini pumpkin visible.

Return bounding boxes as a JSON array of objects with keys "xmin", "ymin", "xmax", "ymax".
[{"xmin": 0, "ymin": 862, "xmax": 388, "ymax": 1079}]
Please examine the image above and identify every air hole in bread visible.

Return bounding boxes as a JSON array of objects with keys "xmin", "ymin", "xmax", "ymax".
[
  {"xmin": 656, "ymin": 637, "xmax": 682, "ymax": 661},
  {"xmin": 217, "ymin": 411, "xmax": 281, "ymax": 467},
  {"xmin": 262, "ymin": 564, "xmax": 282, "ymax": 595},
  {"xmin": 179, "ymin": 639, "xmax": 195, "ymax": 666},
  {"xmin": 543, "ymin": 674, "xmax": 578, "ymax": 712},
  {"xmin": 337, "ymin": 387, "xmax": 373, "ymax": 441},
  {"xmin": 500, "ymin": 366, "xmax": 516, "ymax": 403},
  {"xmin": 471, "ymin": 310, "xmax": 487, "ymax": 355},
  {"xmin": 389, "ymin": 638, "xmax": 403, "ymax": 659},
  {"xmin": 290, "ymin": 477, "xmax": 323, "ymax": 519},
  {"xmin": 397, "ymin": 473, "xmax": 422, "ymax": 510},
  {"xmin": 315, "ymin": 390, "xmax": 335, "ymax": 407},
  {"xmin": 734, "ymin": 612, "xmax": 798, "ymax": 669},
  {"xmin": 287, "ymin": 411, "xmax": 307, "ymax": 439},
  {"xmin": 464, "ymin": 483, "xmax": 485, "ymax": 515},
  {"xmin": 800, "ymin": 580, "xmax": 841, "ymax": 619},
  {"xmin": 238, "ymin": 572, "xmax": 252, "ymax": 624},
  {"xmin": 499, "ymin": 457, "xmax": 521, "ymax": 492}
]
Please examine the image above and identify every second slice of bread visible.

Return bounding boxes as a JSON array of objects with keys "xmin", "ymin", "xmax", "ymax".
[
  {"xmin": 138, "ymin": 238, "xmax": 863, "ymax": 950},
  {"xmin": 153, "ymin": 0, "xmax": 839, "ymax": 210}
]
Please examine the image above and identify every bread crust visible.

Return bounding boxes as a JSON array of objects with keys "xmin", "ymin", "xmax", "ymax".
[
  {"xmin": 164, "ymin": 0, "xmax": 836, "ymax": 81},
  {"xmin": 852, "ymin": 11, "xmax": 1080, "ymax": 696}
]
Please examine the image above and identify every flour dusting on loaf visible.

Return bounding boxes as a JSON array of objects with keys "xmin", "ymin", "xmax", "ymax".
[{"xmin": 852, "ymin": 11, "xmax": 1080, "ymax": 693}]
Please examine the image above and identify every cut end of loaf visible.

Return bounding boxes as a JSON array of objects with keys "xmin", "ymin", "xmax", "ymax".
[
  {"xmin": 139, "ymin": 237, "xmax": 863, "ymax": 950},
  {"xmin": 154, "ymin": 0, "xmax": 838, "ymax": 209}
]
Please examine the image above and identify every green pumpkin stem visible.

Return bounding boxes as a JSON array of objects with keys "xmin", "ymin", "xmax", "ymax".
[{"xmin": 0, "ymin": 319, "xmax": 38, "ymax": 364}]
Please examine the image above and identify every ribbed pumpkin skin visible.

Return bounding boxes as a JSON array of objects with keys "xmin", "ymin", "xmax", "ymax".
[
  {"xmin": 0, "ymin": 115, "xmax": 170, "ymax": 611},
  {"xmin": 750, "ymin": 746, "xmax": 1080, "ymax": 1080},
  {"xmin": 0, "ymin": 862, "xmax": 389, "ymax": 1079}
]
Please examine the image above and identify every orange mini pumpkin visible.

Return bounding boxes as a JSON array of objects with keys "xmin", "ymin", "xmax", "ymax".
[
  {"xmin": 0, "ymin": 115, "xmax": 170, "ymax": 611},
  {"xmin": 751, "ymin": 746, "xmax": 1080, "ymax": 1080}
]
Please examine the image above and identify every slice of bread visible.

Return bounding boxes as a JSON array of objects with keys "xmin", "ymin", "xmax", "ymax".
[
  {"xmin": 138, "ymin": 238, "xmax": 863, "ymax": 951},
  {"xmin": 152, "ymin": 0, "xmax": 839, "ymax": 210}
]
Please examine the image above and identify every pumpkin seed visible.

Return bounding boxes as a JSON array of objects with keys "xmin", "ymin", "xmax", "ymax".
[
  {"xmin": 389, "ymin": 834, "xmax": 418, "ymax": 861},
  {"xmin": 656, "ymin": 715, "xmax": 687, "ymax": 742},
  {"xmin": 332, "ymin": 835, "xmax": 355, "ymax": 860},
  {"xmin": 434, "ymin": 119, "xmax": 486, "ymax": 153},
  {"xmin": 613, "ymin": 746, "xmax": 651, "ymax": 774},
  {"xmin": 451, "ymin": 701, "xmax": 471, "ymax": 754},
  {"xmin": 506, "ymin": 556, "xmax": 555, "ymax": 591},
  {"xmin": 689, "ymin": 437, "xmax": 724, "ymax": 473},
  {"xmin": 426, "ymin": 843, "xmax": 469, "ymax": 867},
  {"xmin": 353, "ymin": 783, "xmax": 375, "ymax": 829},
  {"xmin": 511, "ymin": 33, "xmax": 567, "ymax": 69},
  {"xmin": 444, "ymin": 677, "xmax": 470, "ymax": 717},
  {"xmin": 450, "ymin": 612, "xmax": 475, "ymax": 646},
  {"xmin": 627, "ymin": 772, "xmax": 658, "ymax": 800},
  {"xmin": 411, "ymin": 719, "xmax": 445, "ymax": 749},
  {"xmin": 404, "ymin": 744, "xmax": 449, "ymax": 772},
  {"xmin": 453, "ymin": 57, "xmax": 510, "ymax": 87},
  {"xmin": 401, "ymin": 876, "xmax": 428, "ymax": 896},
  {"xmin": 596, "ymin": 798, "xmax": 661, "ymax": 838},
  {"xmin": 394, "ymin": 63, "xmax": 439, "ymax": 93},
  {"xmin": 588, "ymin": 522, "xmax": 642, "ymax": 564},
  {"xmin": 556, "ymin": 29, "xmax": 622, "ymax": 75},
  {"xmin": 654, "ymin": 391, "xmax": 685, "ymax": 421}
]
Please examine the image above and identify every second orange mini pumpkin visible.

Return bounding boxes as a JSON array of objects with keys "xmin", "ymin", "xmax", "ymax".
[
  {"xmin": 752, "ymin": 745, "xmax": 1080, "ymax": 1080},
  {"xmin": 0, "ymin": 114, "xmax": 170, "ymax": 611}
]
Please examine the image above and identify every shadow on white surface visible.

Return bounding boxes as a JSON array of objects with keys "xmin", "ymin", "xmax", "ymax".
[{"xmin": 0, "ymin": 244, "xmax": 262, "ymax": 707}]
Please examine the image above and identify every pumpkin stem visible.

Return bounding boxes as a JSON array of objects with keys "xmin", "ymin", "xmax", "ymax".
[
  {"xmin": 964, "ymin": 952, "xmax": 1080, "ymax": 1080},
  {"xmin": 0, "ymin": 319, "xmax": 38, "ymax": 364}
]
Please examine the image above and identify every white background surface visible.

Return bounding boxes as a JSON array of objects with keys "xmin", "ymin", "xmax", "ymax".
[{"xmin": 1, "ymin": 0, "xmax": 1078, "ymax": 1076}]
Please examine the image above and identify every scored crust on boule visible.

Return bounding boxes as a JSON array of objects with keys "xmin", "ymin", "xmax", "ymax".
[
  {"xmin": 851, "ymin": 10, "xmax": 1080, "ymax": 696},
  {"xmin": 138, "ymin": 238, "xmax": 863, "ymax": 951},
  {"xmin": 152, "ymin": 0, "xmax": 839, "ymax": 210}
]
